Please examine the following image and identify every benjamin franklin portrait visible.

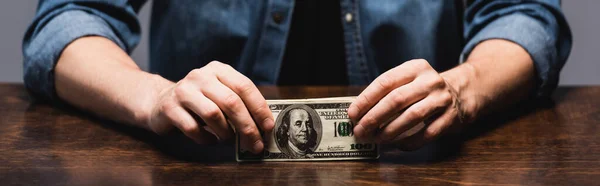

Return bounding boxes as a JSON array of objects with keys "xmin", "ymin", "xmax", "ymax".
[{"xmin": 274, "ymin": 104, "xmax": 322, "ymax": 158}]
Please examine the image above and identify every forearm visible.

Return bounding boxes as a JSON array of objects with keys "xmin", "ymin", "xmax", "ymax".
[
  {"xmin": 55, "ymin": 36, "xmax": 173, "ymax": 129},
  {"xmin": 441, "ymin": 39, "xmax": 535, "ymax": 122}
]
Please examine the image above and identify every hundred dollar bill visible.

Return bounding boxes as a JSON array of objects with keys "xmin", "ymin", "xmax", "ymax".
[{"xmin": 236, "ymin": 97, "xmax": 379, "ymax": 162}]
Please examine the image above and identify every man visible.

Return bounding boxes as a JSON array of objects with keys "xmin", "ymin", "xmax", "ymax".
[
  {"xmin": 23, "ymin": 1, "xmax": 572, "ymax": 154},
  {"xmin": 277, "ymin": 108, "xmax": 318, "ymax": 158}
]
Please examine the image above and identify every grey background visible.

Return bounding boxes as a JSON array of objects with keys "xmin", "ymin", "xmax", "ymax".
[{"xmin": 1, "ymin": 1, "xmax": 598, "ymax": 85}]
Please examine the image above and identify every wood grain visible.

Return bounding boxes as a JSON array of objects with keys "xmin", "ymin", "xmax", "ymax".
[{"xmin": 0, "ymin": 83, "xmax": 599, "ymax": 185}]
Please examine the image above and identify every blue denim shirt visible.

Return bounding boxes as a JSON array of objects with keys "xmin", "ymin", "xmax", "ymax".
[{"xmin": 23, "ymin": 0, "xmax": 572, "ymax": 102}]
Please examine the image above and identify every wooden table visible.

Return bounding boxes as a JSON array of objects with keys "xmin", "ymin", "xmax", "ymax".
[{"xmin": 0, "ymin": 83, "xmax": 599, "ymax": 185}]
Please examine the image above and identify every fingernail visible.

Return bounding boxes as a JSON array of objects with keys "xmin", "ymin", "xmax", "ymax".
[
  {"xmin": 253, "ymin": 141, "xmax": 264, "ymax": 154},
  {"xmin": 354, "ymin": 125, "xmax": 365, "ymax": 138},
  {"xmin": 264, "ymin": 118, "xmax": 275, "ymax": 131}
]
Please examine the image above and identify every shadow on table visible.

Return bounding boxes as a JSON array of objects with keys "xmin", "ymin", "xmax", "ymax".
[
  {"xmin": 97, "ymin": 123, "xmax": 237, "ymax": 163},
  {"xmin": 380, "ymin": 97, "xmax": 556, "ymax": 165},
  {"xmin": 21, "ymin": 100, "xmax": 235, "ymax": 164}
]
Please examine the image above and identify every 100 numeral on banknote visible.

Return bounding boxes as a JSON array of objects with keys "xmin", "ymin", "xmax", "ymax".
[{"xmin": 237, "ymin": 98, "xmax": 379, "ymax": 162}]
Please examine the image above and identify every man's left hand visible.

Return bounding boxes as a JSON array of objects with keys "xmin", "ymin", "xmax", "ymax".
[{"xmin": 348, "ymin": 59, "xmax": 465, "ymax": 150}]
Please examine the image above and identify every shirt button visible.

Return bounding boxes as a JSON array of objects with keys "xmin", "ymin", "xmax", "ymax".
[
  {"xmin": 272, "ymin": 12, "xmax": 283, "ymax": 24},
  {"xmin": 345, "ymin": 13, "xmax": 353, "ymax": 22}
]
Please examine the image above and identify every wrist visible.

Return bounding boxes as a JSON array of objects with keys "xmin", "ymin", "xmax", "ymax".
[
  {"xmin": 131, "ymin": 73, "xmax": 175, "ymax": 130},
  {"xmin": 440, "ymin": 62, "xmax": 482, "ymax": 123}
]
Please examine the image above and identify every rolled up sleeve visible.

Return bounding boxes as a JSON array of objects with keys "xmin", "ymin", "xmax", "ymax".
[
  {"xmin": 461, "ymin": 0, "xmax": 572, "ymax": 98},
  {"xmin": 22, "ymin": 0, "xmax": 144, "ymax": 102}
]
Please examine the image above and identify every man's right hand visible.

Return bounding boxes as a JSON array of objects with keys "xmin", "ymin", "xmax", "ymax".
[
  {"xmin": 146, "ymin": 61, "xmax": 274, "ymax": 153},
  {"xmin": 56, "ymin": 37, "xmax": 272, "ymax": 154}
]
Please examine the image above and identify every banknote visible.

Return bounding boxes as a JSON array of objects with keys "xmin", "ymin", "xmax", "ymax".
[{"xmin": 236, "ymin": 97, "xmax": 379, "ymax": 162}]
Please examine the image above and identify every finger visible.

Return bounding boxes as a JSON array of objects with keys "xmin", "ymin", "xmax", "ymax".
[
  {"xmin": 201, "ymin": 80, "xmax": 263, "ymax": 154},
  {"xmin": 175, "ymin": 83, "xmax": 232, "ymax": 141},
  {"xmin": 208, "ymin": 61, "xmax": 275, "ymax": 132},
  {"xmin": 354, "ymin": 81, "xmax": 429, "ymax": 138},
  {"xmin": 377, "ymin": 91, "xmax": 451, "ymax": 143},
  {"xmin": 348, "ymin": 59, "xmax": 427, "ymax": 122},
  {"xmin": 394, "ymin": 109, "xmax": 455, "ymax": 151},
  {"xmin": 163, "ymin": 104, "xmax": 219, "ymax": 144}
]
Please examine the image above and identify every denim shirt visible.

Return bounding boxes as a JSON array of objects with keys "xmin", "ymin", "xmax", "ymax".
[{"xmin": 23, "ymin": 0, "xmax": 572, "ymax": 102}]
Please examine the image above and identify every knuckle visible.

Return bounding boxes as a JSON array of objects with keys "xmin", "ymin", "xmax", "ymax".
[
  {"xmin": 206, "ymin": 61, "xmax": 221, "ymax": 71},
  {"xmin": 223, "ymin": 93, "xmax": 242, "ymax": 109},
  {"xmin": 441, "ymin": 91, "xmax": 453, "ymax": 105},
  {"xmin": 406, "ymin": 107, "xmax": 425, "ymax": 120},
  {"xmin": 422, "ymin": 75, "xmax": 444, "ymax": 89},
  {"xmin": 407, "ymin": 59, "xmax": 431, "ymax": 71},
  {"xmin": 415, "ymin": 59, "xmax": 430, "ymax": 68},
  {"xmin": 424, "ymin": 127, "xmax": 441, "ymax": 141},
  {"xmin": 208, "ymin": 61, "xmax": 224, "ymax": 67},
  {"xmin": 416, "ymin": 58, "xmax": 429, "ymax": 64},
  {"xmin": 189, "ymin": 68, "xmax": 203, "ymax": 76},
  {"xmin": 240, "ymin": 126, "xmax": 258, "ymax": 137},
  {"xmin": 252, "ymin": 101, "xmax": 269, "ymax": 116},
  {"xmin": 186, "ymin": 68, "xmax": 209, "ymax": 82},
  {"xmin": 235, "ymin": 79, "xmax": 255, "ymax": 95},
  {"xmin": 432, "ymin": 76, "xmax": 446, "ymax": 88},
  {"xmin": 208, "ymin": 61, "xmax": 232, "ymax": 71},
  {"xmin": 376, "ymin": 74, "xmax": 393, "ymax": 89},
  {"xmin": 222, "ymin": 62, "xmax": 233, "ymax": 69},
  {"xmin": 361, "ymin": 115, "xmax": 378, "ymax": 128},
  {"xmin": 173, "ymin": 83, "xmax": 188, "ymax": 100},
  {"xmin": 181, "ymin": 124, "xmax": 200, "ymax": 135},
  {"xmin": 202, "ymin": 108, "xmax": 222, "ymax": 122},
  {"xmin": 390, "ymin": 91, "xmax": 407, "ymax": 105}
]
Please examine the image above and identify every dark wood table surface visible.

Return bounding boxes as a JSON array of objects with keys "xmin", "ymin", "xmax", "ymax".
[{"xmin": 1, "ymin": 83, "xmax": 599, "ymax": 185}]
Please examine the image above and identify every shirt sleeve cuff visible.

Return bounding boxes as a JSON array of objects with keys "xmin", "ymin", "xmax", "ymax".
[
  {"xmin": 23, "ymin": 10, "xmax": 126, "ymax": 102},
  {"xmin": 460, "ymin": 13, "xmax": 558, "ymax": 98}
]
